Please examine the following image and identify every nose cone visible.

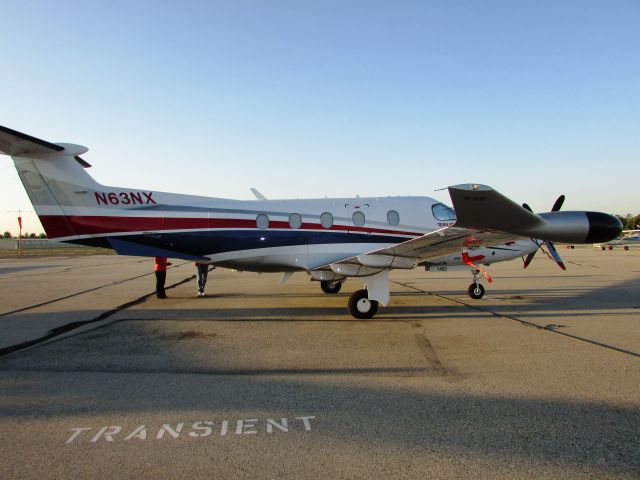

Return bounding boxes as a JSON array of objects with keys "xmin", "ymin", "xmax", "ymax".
[{"xmin": 585, "ymin": 212, "xmax": 623, "ymax": 243}]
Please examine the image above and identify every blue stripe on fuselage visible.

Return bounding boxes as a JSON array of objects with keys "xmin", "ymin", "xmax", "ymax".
[{"xmin": 105, "ymin": 229, "xmax": 415, "ymax": 260}]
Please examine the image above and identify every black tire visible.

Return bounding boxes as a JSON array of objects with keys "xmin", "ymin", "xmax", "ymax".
[
  {"xmin": 608, "ymin": 245, "xmax": 613, "ymax": 251},
  {"xmin": 468, "ymin": 283, "xmax": 485, "ymax": 299},
  {"xmin": 348, "ymin": 289, "xmax": 378, "ymax": 319},
  {"xmin": 321, "ymin": 280, "xmax": 342, "ymax": 294}
]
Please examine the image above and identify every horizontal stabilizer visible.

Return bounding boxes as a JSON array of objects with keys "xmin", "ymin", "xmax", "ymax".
[{"xmin": 0, "ymin": 125, "xmax": 65, "ymax": 156}]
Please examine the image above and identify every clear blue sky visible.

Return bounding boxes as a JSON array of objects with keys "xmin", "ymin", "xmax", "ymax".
[{"xmin": 1, "ymin": 0, "xmax": 639, "ymax": 234}]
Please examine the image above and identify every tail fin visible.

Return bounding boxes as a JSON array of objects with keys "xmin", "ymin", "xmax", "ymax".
[{"xmin": 1, "ymin": 125, "xmax": 101, "ymax": 240}]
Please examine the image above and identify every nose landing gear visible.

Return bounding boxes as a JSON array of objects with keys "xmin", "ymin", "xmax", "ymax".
[{"xmin": 467, "ymin": 270, "xmax": 485, "ymax": 299}]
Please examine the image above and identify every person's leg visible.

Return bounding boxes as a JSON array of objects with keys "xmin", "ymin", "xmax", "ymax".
[
  {"xmin": 197, "ymin": 266, "xmax": 205, "ymax": 294},
  {"xmin": 156, "ymin": 270, "xmax": 167, "ymax": 298},
  {"xmin": 197, "ymin": 265, "xmax": 207, "ymax": 294},
  {"xmin": 201, "ymin": 267, "xmax": 208, "ymax": 293}
]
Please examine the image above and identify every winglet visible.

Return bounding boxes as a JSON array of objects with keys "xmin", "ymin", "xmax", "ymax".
[{"xmin": 448, "ymin": 184, "xmax": 543, "ymax": 233}]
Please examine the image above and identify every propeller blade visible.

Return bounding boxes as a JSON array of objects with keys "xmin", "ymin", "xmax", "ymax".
[
  {"xmin": 522, "ymin": 198, "xmax": 565, "ymax": 269},
  {"xmin": 523, "ymin": 251, "xmax": 536, "ymax": 268},
  {"xmin": 522, "ymin": 204, "xmax": 537, "ymax": 268},
  {"xmin": 543, "ymin": 240, "xmax": 566, "ymax": 270},
  {"xmin": 551, "ymin": 195, "xmax": 565, "ymax": 212},
  {"xmin": 523, "ymin": 239, "xmax": 543, "ymax": 268}
]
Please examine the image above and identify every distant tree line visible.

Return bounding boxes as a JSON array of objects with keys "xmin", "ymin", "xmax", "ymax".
[
  {"xmin": 2, "ymin": 232, "xmax": 48, "ymax": 239},
  {"xmin": 616, "ymin": 214, "xmax": 640, "ymax": 230}
]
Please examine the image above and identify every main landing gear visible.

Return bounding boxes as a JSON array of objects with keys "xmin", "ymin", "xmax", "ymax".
[
  {"xmin": 320, "ymin": 280, "xmax": 342, "ymax": 294},
  {"xmin": 317, "ymin": 271, "xmax": 387, "ymax": 319},
  {"xmin": 467, "ymin": 269, "xmax": 485, "ymax": 299},
  {"xmin": 348, "ymin": 289, "xmax": 378, "ymax": 319},
  {"xmin": 320, "ymin": 280, "xmax": 377, "ymax": 318}
]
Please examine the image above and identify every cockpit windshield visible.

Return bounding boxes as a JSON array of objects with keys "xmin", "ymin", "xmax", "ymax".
[{"xmin": 431, "ymin": 203, "xmax": 457, "ymax": 221}]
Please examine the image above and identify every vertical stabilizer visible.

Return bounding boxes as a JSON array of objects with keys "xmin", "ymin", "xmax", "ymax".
[{"xmin": 1, "ymin": 126, "xmax": 102, "ymax": 240}]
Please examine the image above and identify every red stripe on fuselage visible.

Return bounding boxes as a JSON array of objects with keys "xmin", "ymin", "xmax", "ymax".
[{"xmin": 38, "ymin": 215, "xmax": 424, "ymax": 239}]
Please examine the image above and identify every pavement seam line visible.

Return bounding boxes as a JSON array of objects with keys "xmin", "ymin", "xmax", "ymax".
[
  {"xmin": 392, "ymin": 280, "xmax": 640, "ymax": 358},
  {"xmin": 0, "ymin": 272, "xmax": 196, "ymax": 359},
  {"xmin": 0, "ymin": 261, "xmax": 190, "ymax": 318}
]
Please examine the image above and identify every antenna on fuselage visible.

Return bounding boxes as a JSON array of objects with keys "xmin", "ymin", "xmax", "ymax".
[{"xmin": 250, "ymin": 188, "xmax": 267, "ymax": 200}]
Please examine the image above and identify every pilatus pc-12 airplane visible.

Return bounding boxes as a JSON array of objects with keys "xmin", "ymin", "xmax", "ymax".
[{"xmin": 0, "ymin": 125, "xmax": 622, "ymax": 319}]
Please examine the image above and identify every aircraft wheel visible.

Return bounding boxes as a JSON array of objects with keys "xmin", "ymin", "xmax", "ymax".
[
  {"xmin": 348, "ymin": 289, "xmax": 378, "ymax": 319},
  {"xmin": 468, "ymin": 283, "xmax": 485, "ymax": 299},
  {"xmin": 624, "ymin": 246, "xmax": 629, "ymax": 251},
  {"xmin": 321, "ymin": 280, "xmax": 342, "ymax": 294},
  {"xmin": 601, "ymin": 246, "xmax": 606, "ymax": 250},
  {"xmin": 608, "ymin": 245, "xmax": 613, "ymax": 250}
]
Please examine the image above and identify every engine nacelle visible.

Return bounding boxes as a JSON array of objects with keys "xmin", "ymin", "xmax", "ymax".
[{"xmin": 526, "ymin": 211, "xmax": 622, "ymax": 244}]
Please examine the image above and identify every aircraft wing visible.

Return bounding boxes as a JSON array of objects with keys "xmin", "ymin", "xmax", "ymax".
[
  {"xmin": 369, "ymin": 226, "xmax": 519, "ymax": 260},
  {"xmin": 374, "ymin": 183, "xmax": 540, "ymax": 260},
  {"xmin": 311, "ymin": 184, "xmax": 536, "ymax": 271},
  {"xmin": 311, "ymin": 226, "xmax": 522, "ymax": 272}
]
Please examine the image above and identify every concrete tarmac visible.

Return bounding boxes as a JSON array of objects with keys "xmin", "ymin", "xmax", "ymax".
[{"xmin": 0, "ymin": 247, "xmax": 638, "ymax": 479}]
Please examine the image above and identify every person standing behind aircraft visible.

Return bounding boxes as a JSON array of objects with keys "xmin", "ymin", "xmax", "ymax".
[
  {"xmin": 195, "ymin": 262, "xmax": 210, "ymax": 297},
  {"xmin": 154, "ymin": 257, "xmax": 171, "ymax": 298}
]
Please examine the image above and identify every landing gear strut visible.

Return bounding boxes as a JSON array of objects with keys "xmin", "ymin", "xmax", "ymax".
[
  {"xmin": 467, "ymin": 270, "xmax": 485, "ymax": 299},
  {"xmin": 320, "ymin": 280, "xmax": 342, "ymax": 294},
  {"xmin": 348, "ymin": 289, "xmax": 378, "ymax": 319}
]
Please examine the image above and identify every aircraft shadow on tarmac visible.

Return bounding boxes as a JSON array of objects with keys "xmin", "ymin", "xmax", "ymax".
[{"xmin": 0, "ymin": 265, "xmax": 64, "ymax": 275}]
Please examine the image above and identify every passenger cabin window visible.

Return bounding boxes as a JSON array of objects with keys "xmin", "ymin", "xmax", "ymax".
[
  {"xmin": 352, "ymin": 211, "xmax": 365, "ymax": 227},
  {"xmin": 431, "ymin": 203, "xmax": 456, "ymax": 221},
  {"xmin": 320, "ymin": 212, "xmax": 333, "ymax": 228},
  {"xmin": 256, "ymin": 213, "xmax": 269, "ymax": 230},
  {"xmin": 387, "ymin": 210, "xmax": 400, "ymax": 226},
  {"xmin": 289, "ymin": 213, "xmax": 302, "ymax": 229}
]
